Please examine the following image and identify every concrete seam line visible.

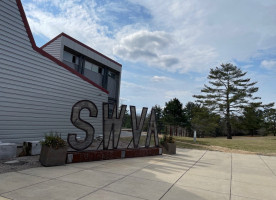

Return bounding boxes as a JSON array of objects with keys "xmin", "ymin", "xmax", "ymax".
[
  {"xmin": 0, "ymin": 178, "xmax": 49, "ymax": 196},
  {"xmin": 231, "ymin": 194, "xmax": 263, "ymax": 200},
  {"xmin": 11, "ymin": 163, "xmax": 116, "ymax": 193},
  {"xmin": 76, "ymin": 155, "xmax": 169, "ymax": 200},
  {"xmin": 159, "ymin": 150, "xmax": 208, "ymax": 200},
  {"xmin": 259, "ymin": 155, "xmax": 276, "ymax": 176},
  {"xmin": 174, "ymin": 185, "xmax": 231, "ymax": 195},
  {"xmin": 17, "ymin": 168, "xmax": 84, "ymax": 179},
  {"xmin": 55, "ymin": 178, "xmax": 99, "ymax": 188},
  {"xmin": 3, "ymin": 169, "xmax": 86, "ymax": 195},
  {"xmin": 15, "ymin": 158, "xmax": 118, "ymax": 180},
  {"xmin": 229, "ymin": 153, "xmax": 233, "ymax": 200},
  {"xmin": 102, "ymin": 189, "xmax": 148, "ymax": 200}
]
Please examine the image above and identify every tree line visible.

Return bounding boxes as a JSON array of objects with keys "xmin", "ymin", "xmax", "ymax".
[{"xmin": 122, "ymin": 63, "xmax": 276, "ymax": 139}]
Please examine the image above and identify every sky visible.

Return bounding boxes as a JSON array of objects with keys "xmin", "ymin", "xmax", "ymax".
[{"xmin": 22, "ymin": 0, "xmax": 276, "ymax": 111}]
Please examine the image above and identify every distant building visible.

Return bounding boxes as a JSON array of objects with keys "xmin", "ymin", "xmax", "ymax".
[{"xmin": 0, "ymin": 0, "xmax": 122, "ymax": 144}]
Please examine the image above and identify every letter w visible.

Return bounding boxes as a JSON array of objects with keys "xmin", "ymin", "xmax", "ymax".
[{"xmin": 103, "ymin": 103, "xmax": 127, "ymax": 150}]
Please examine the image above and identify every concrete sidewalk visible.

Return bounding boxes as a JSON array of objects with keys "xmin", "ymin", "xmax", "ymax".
[{"xmin": 0, "ymin": 149, "xmax": 275, "ymax": 200}]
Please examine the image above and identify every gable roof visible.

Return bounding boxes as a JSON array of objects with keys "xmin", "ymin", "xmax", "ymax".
[
  {"xmin": 41, "ymin": 33, "xmax": 122, "ymax": 67},
  {"xmin": 16, "ymin": 0, "xmax": 109, "ymax": 94}
]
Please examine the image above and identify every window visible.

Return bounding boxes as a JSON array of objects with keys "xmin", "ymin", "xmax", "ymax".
[
  {"xmin": 84, "ymin": 61, "xmax": 92, "ymax": 71},
  {"xmin": 99, "ymin": 67, "xmax": 103, "ymax": 75},
  {"xmin": 63, "ymin": 51, "xmax": 79, "ymax": 64},
  {"xmin": 84, "ymin": 61, "xmax": 103, "ymax": 74},
  {"xmin": 92, "ymin": 65, "xmax": 99, "ymax": 73},
  {"xmin": 108, "ymin": 71, "xmax": 116, "ymax": 79},
  {"xmin": 63, "ymin": 51, "xmax": 72, "ymax": 62}
]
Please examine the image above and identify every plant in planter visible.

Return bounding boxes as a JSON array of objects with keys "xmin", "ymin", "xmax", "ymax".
[
  {"xmin": 160, "ymin": 134, "xmax": 176, "ymax": 154},
  {"xmin": 39, "ymin": 132, "xmax": 67, "ymax": 167}
]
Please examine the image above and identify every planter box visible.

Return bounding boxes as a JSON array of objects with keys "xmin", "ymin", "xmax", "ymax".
[
  {"xmin": 39, "ymin": 145, "xmax": 67, "ymax": 167},
  {"xmin": 162, "ymin": 142, "xmax": 176, "ymax": 155},
  {"xmin": 66, "ymin": 147, "xmax": 162, "ymax": 163}
]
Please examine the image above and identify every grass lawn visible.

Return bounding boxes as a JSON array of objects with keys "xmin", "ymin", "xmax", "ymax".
[
  {"xmin": 174, "ymin": 136, "xmax": 276, "ymax": 155},
  {"xmin": 120, "ymin": 134, "xmax": 276, "ymax": 155}
]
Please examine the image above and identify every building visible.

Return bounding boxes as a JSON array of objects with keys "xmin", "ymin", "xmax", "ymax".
[
  {"xmin": 41, "ymin": 33, "xmax": 122, "ymax": 108},
  {"xmin": 0, "ymin": 0, "xmax": 121, "ymax": 144}
]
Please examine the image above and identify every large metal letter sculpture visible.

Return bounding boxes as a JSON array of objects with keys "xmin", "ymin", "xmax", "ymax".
[
  {"xmin": 130, "ymin": 106, "xmax": 148, "ymax": 148},
  {"xmin": 145, "ymin": 108, "xmax": 159, "ymax": 148},
  {"xmin": 103, "ymin": 103, "xmax": 127, "ymax": 150},
  {"xmin": 68, "ymin": 100, "xmax": 97, "ymax": 151}
]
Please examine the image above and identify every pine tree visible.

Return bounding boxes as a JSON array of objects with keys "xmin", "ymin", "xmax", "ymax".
[
  {"xmin": 191, "ymin": 106, "xmax": 220, "ymax": 137},
  {"xmin": 264, "ymin": 107, "xmax": 276, "ymax": 136},
  {"xmin": 153, "ymin": 105, "xmax": 164, "ymax": 134},
  {"xmin": 194, "ymin": 63, "xmax": 261, "ymax": 139},
  {"xmin": 184, "ymin": 102, "xmax": 200, "ymax": 136},
  {"xmin": 242, "ymin": 103, "xmax": 264, "ymax": 136},
  {"xmin": 163, "ymin": 98, "xmax": 186, "ymax": 127}
]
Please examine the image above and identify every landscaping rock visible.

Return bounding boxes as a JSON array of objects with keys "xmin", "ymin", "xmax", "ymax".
[
  {"xmin": 23, "ymin": 141, "xmax": 41, "ymax": 156},
  {"xmin": 0, "ymin": 143, "xmax": 17, "ymax": 160}
]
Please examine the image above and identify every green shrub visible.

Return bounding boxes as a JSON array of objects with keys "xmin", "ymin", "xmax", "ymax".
[
  {"xmin": 160, "ymin": 134, "xmax": 175, "ymax": 145},
  {"xmin": 41, "ymin": 132, "xmax": 67, "ymax": 149},
  {"xmin": 167, "ymin": 136, "xmax": 175, "ymax": 143}
]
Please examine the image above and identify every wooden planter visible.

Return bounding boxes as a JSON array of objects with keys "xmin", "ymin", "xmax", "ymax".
[
  {"xmin": 162, "ymin": 142, "xmax": 176, "ymax": 155},
  {"xmin": 39, "ymin": 145, "xmax": 67, "ymax": 167}
]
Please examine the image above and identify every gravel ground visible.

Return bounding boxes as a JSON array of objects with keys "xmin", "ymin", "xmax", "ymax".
[
  {"xmin": 0, "ymin": 155, "xmax": 41, "ymax": 174},
  {"xmin": 0, "ymin": 135, "xmax": 134, "ymax": 174},
  {"xmin": 0, "ymin": 132, "xmax": 142, "ymax": 174}
]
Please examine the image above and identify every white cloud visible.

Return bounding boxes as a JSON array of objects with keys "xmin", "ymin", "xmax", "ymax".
[
  {"xmin": 23, "ymin": 0, "xmax": 276, "ymax": 74},
  {"xmin": 113, "ymin": 30, "xmax": 180, "ymax": 70},
  {"xmin": 128, "ymin": 0, "xmax": 276, "ymax": 71},
  {"xmin": 24, "ymin": 0, "xmax": 115, "ymax": 56},
  {"xmin": 261, "ymin": 60, "xmax": 276, "ymax": 70},
  {"xmin": 241, "ymin": 64, "xmax": 254, "ymax": 69},
  {"xmin": 22, "ymin": 0, "xmax": 276, "ymax": 110},
  {"xmin": 151, "ymin": 76, "xmax": 171, "ymax": 82},
  {"xmin": 194, "ymin": 76, "xmax": 206, "ymax": 82},
  {"xmin": 120, "ymin": 81, "xmax": 146, "ymax": 90}
]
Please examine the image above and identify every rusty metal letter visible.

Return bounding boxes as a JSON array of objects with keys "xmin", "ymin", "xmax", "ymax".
[
  {"xmin": 103, "ymin": 103, "xmax": 127, "ymax": 150},
  {"xmin": 145, "ymin": 108, "xmax": 159, "ymax": 148},
  {"xmin": 68, "ymin": 100, "xmax": 97, "ymax": 151},
  {"xmin": 130, "ymin": 106, "xmax": 148, "ymax": 148}
]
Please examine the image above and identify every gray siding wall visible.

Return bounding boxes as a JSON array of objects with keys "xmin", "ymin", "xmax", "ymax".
[
  {"xmin": 0, "ymin": 0, "xmax": 108, "ymax": 144},
  {"xmin": 42, "ymin": 37, "xmax": 62, "ymax": 60}
]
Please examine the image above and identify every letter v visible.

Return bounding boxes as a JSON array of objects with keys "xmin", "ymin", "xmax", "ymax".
[{"xmin": 130, "ymin": 106, "xmax": 148, "ymax": 148}]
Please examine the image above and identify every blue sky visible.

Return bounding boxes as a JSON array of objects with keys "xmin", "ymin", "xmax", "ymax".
[{"xmin": 22, "ymin": 0, "xmax": 276, "ymax": 111}]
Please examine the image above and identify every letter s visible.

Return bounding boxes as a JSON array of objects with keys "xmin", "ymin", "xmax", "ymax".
[{"xmin": 67, "ymin": 100, "xmax": 97, "ymax": 151}]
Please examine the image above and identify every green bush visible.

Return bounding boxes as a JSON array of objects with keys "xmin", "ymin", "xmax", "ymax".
[
  {"xmin": 167, "ymin": 135, "xmax": 175, "ymax": 143},
  {"xmin": 160, "ymin": 134, "xmax": 175, "ymax": 145},
  {"xmin": 41, "ymin": 132, "xmax": 67, "ymax": 149}
]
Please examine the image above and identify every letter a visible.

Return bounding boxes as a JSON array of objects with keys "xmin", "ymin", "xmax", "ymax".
[
  {"xmin": 145, "ymin": 108, "xmax": 159, "ymax": 148},
  {"xmin": 68, "ymin": 100, "xmax": 97, "ymax": 151}
]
